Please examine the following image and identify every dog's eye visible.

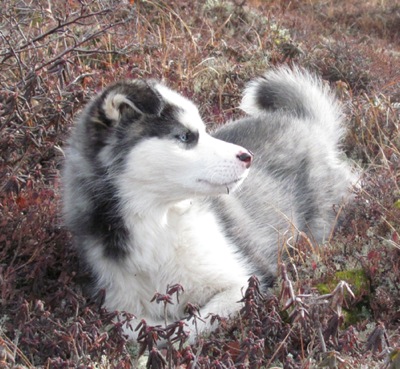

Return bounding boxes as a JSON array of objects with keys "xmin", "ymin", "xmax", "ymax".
[{"xmin": 177, "ymin": 131, "xmax": 192, "ymax": 143}]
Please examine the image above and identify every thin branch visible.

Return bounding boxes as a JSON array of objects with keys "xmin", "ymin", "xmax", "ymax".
[
  {"xmin": 0, "ymin": 8, "xmax": 113, "ymax": 61},
  {"xmin": 33, "ymin": 17, "xmax": 133, "ymax": 73}
]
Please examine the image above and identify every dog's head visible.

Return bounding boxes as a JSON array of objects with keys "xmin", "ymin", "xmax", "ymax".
[{"xmin": 73, "ymin": 80, "xmax": 252, "ymax": 209}]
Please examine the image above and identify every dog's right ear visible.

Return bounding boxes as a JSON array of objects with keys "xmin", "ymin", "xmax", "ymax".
[{"xmin": 101, "ymin": 80, "xmax": 164, "ymax": 124}]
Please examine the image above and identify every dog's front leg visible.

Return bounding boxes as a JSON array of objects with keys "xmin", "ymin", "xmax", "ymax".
[{"xmin": 183, "ymin": 285, "xmax": 245, "ymax": 344}]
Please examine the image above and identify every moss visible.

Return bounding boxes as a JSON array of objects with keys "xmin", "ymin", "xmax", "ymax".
[
  {"xmin": 335, "ymin": 269, "xmax": 370, "ymax": 297},
  {"xmin": 317, "ymin": 269, "xmax": 370, "ymax": 298},
  {"xmin": 317, "ymin": 269, "xmax": 371, "ymax": 326},
  {"xmin": 316, "ymin": 283, "xmax": 331, "ymax": 295},
  {"xmin": 343, "ymin": 305, "xmax": 372, "ymax": 326}
]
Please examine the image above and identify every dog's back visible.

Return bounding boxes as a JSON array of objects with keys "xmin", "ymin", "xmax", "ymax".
[{"xmin": 212, "ymin": 66, "xmax": 355, "ymax": 283}]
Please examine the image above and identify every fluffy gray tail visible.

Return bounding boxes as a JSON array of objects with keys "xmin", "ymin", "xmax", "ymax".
[{"xmin": 240, "ymin": 66, "xmax": 344, "ymax": 136}]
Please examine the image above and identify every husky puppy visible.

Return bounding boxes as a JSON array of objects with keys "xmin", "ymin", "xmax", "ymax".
[{"xmin": 63, "ymin": 66, "xmax": 354, "ymax": 341}]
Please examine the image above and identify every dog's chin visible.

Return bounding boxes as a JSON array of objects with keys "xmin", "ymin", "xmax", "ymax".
[{"xmin": 196, "ymin": 176, "xmax": 246, "ymax": 195}]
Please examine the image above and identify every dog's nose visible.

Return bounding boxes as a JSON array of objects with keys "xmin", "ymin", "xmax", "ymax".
[{"xmin": 237, "ymin": 151, "xmax": 253, "ymax": 168}]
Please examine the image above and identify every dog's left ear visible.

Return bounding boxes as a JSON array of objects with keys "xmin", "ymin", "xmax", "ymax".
[
  {"xmin": 83, "ymin": 81, "xmax": 165, "ymax": 151},
  {"xmin": 102, "ymin": 80, "xmax": 164, "ymax": 123}
]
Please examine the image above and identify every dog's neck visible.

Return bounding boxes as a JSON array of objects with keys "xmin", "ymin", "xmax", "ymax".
[
  {"xmin": 119, "ymin": 198, "xmax": 197, "ymax": 270},
  {"xmin": 122, "ymin": 194, "xmax": 194, "ymax": 219},
  {"xmin": 121, "ymin": 196, "xmax": 195, "ymax": 235}
]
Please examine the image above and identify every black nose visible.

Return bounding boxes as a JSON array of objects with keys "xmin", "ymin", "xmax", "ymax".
[{"xmin": 237, "ymin": 151, "xmax": 253, "ymax": 168}]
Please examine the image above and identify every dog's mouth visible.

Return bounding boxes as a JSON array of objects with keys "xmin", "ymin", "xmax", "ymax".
[
  {"xmin": 197, "ymin": 177, "xmax": 244, "ymax": 192},
  {"xmin": 198, "ymin": 177, "xmax": 242, "ymax": 185}
]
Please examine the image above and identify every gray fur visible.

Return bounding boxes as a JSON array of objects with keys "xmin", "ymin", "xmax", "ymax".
[
  {"xmin": 62, "ymin": 66, "xmax": 355, "ymax": 340},
  {"xmin": 212, "ymin": 66, "xmax": 355, "ymax": 282}
]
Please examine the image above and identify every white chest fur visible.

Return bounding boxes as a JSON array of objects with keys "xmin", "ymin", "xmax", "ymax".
[{"xmin": 91, "ymin": 199, "xmax": 251, "ymax": 326}]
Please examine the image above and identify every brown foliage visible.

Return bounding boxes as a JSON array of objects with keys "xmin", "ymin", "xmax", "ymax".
[{"xmin": 0, "ymin": 0, "xmax": 399, "ymax": 367}]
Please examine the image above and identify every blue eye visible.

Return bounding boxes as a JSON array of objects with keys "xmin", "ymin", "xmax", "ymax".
[
  {"xmin": 175, "ymin": 130, "xmax": 198, "ymax": 146},
  {"xmin": 177, "ymin": 131, "xmax": 191, "ymax": 142}
]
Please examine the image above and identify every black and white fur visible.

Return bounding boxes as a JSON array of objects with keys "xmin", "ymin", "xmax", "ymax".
[{"xmin": 63, "ymin": 66, "xmax": 355, "ymax": 342}]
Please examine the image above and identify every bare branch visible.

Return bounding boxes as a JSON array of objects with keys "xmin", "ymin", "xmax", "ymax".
[
  {"xmin": 0, "ymin": 8, "xmax": 114, "ymax": 61},
  {"xmin": 33, "ymin": 17, "xmax": 133, "ymax": 73}
]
